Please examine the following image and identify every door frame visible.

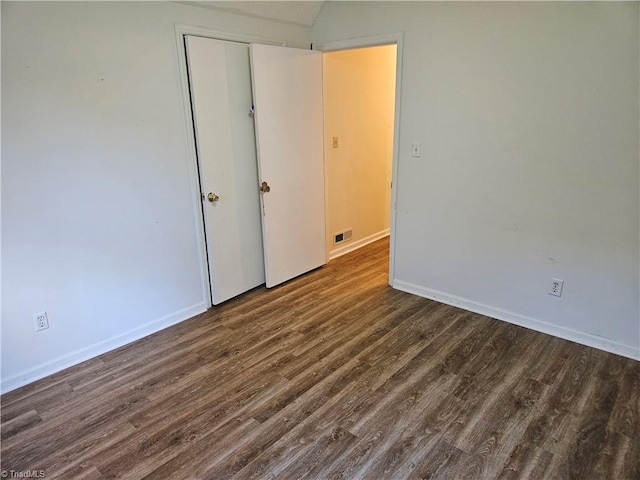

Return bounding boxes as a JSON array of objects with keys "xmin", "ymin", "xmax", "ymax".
[
  {"xmin": 174, "ymin": 24, "xmax": 285, "ymax": 308},
  {"xmin": 313, "ymin": 33, "xmax": 404, "ymax": 286}
]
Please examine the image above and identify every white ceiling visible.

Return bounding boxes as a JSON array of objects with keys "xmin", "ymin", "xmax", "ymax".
[{"xmin": 184, "ymin": 1, "xmax": 327, "ymax": 27}]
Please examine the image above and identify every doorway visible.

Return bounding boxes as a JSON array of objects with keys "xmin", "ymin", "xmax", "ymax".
[
  {"xmin": 316, "ymin": 33, "xmax": 403, "ymax": 285},
  {"xmin": 180, "ymin": 30, "xmax": 326, "ymax": 307},
  {"xmin": 177, "ymin": 27, "xmax": 403, "ymax": 307},
  {"xmin": 185, "ymin": 36, "xmax": 325, "ymax": 305},
  {"xmin": 322, "ymin": 45, "xmax": 397, "ymax": 261}
]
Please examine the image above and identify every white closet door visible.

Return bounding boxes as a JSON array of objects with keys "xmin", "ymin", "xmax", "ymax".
[
  {"xmin": 250, "ymin": 44, "xmax": 326, "ymax": 288},
  {"xmin": 186, "ymin": 36, "xmax": 265, "ymax": 304}
]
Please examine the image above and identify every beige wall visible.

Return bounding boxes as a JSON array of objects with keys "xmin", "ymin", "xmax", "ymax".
[{"xmin": 323, "ymin": 45, "xmax": 396, "ymax": 258}]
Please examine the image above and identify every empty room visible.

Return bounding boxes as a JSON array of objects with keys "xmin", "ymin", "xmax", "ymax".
[{"xmin": 2, "ymin": 1, "xmax": 638, "ymax": 479}]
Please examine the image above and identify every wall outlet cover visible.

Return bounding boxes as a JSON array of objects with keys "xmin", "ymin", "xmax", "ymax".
[
  {"xmin": 34, "ymin": 311, "xmax": 49, "ymax": 331},
  {"xmin": 549, "ymin": 278, "xmax": 564, "ymax": 297}
]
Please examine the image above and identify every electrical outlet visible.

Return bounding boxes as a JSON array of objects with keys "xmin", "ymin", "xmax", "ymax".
[
  {"xmin": 548, "ymin": 278, "xmax": 563, "ymax": 297},
  {"xmin": 34, "ymin": 311, "xmax": 49, "ymax": 331}
]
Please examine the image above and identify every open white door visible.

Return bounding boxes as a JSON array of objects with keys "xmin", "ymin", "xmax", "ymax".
[
  {"xmin": 186, "ymin": 36, "xmax": 265, "ymax": 304},
  {"xmin": 250, "ymin": 44, "xmax": 326, "ymax": 288}
]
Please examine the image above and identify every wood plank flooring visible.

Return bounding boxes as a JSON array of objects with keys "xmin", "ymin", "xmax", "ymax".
[{"xmin": 2, "ymin": 238, "xmax": 639, "ymax": 479}]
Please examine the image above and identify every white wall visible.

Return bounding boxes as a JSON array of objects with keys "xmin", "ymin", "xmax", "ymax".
[
  {"xmin": 1, "ymin": 1, "xmax": 310, "ymax": 392},
  {"xmin": 313, "ymin": 2, "xmax": 640, "ymax": 358},
  {"xmin": 324, "ymin": 46, "xmax": 396, "ymax": 258}
]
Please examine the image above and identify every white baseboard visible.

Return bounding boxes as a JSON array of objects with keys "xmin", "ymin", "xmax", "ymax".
[
  {"xmin": 393, "ymin": 280, "xmax": 640, "ymax": 361},
  {"xmin": 1, "ymin": 302, "xmax": 208, "ymax": 394},
  {"xmin": 330, "ymin": 229, "xmax": 390, "ymax": 260}
]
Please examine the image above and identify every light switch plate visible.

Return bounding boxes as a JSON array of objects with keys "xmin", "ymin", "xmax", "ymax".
[{"xmin": 412, "ymin": 142, "xmax": 421, "ymax": 157}]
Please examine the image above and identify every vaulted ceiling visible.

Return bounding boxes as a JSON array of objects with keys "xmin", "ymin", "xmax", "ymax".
[{"xmin": 184, "ymin": 1, "xmax": 327, "ymax": 27}]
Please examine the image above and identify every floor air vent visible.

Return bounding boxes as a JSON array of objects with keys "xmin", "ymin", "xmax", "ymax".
[{"xmin": 334, "ymin": 229, "xmax": 353, "ymax": 245}]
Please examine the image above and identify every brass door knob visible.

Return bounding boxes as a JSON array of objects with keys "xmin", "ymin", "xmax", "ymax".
[
  {"xmin": 207, "ymin": 192, "xmax": 219, "ymax": 202},
  {"xmin": 259, "ymin": 181, "xmax": 271, "ymax": 193}
]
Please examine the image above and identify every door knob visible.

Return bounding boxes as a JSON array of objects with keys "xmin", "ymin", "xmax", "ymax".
[
  {"xmin": 259, "ymin": 181, "xmax": 271, "ymax": 193},
  {"xmin": 207, "ymin": 192, "xmax": 219, "ymax": 202}
]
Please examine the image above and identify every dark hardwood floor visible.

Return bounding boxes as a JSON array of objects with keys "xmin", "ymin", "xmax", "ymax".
[{"xmin": 1, "ymin": 238, "xmax": 638, "ymax": 479}]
